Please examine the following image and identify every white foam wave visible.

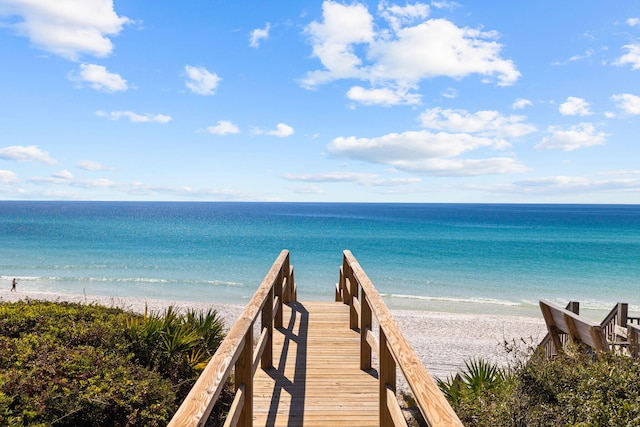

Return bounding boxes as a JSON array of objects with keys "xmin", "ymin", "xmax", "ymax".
[{"xmin": 385, "ymin": 293, "xmax": 521, "ymax": 307}]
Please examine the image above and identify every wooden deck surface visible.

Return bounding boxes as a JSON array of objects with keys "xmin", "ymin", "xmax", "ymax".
[{"xmin": 253, "ymin": 301, "xmax": 380, "ymax": 427}]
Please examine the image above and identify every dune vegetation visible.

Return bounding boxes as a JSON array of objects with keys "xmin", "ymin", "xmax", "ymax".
[
  {"xmin": 0, "ymin": 300, "xmax": 230, "ymax": 426},
  {"xmin": 437, "ymin": 342, "xmax": 640, "ymax": 426}
]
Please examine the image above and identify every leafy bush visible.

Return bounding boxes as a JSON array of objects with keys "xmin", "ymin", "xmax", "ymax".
[
  {"xmin": 125, "ymin": 305, "xmax": 225, "ymax": 399},
  {"xmin": 438, "ymin": 342, "xmax": 640, "ymax": 426},
  {"xmin": 0, "ymin": 300, "xmax": 228, "ymax": 426}
]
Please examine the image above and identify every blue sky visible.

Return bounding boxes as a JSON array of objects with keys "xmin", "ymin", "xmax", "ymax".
[{"xmin": 0, "ymin": 1, "xmax": 639, "ymax": 203}]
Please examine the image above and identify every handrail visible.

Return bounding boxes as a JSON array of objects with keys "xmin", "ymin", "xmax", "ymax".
[
  {"xmin": 628, "ymin": 323, "xmax": 640, "ymax": 358},
  {"xmin": 538, "ymin": 301, "xmax": 631, "ymax": 359},
  {"xmin": 538, "ymin": 301, "xmax": 579, "ymax": 359},
  {"xmin": 338, "ymin": 250, "xmax": 463, "ymax": 427},
  {"xmin": 168, "ymin": 250, "xmax": 295, "ymax": 427},
  {"xmin": 600, "ymin": 302, "xmax": 628, "ymax": 343}
]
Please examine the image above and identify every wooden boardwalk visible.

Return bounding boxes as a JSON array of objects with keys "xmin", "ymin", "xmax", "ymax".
[
  {"xmin": 169, "ymin": 250, "xmax": 463, "ymax": 427},
  {"xmin": 253, "ymin": 301, "xmax": 379, "ymax": 426}
]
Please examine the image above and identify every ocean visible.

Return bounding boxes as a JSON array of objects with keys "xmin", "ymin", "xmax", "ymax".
[{"xmin": 1, "ymin": 201, "xmax": 639, "ymax": 319}]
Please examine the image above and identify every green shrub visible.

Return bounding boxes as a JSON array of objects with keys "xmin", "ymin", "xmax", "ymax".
[
  {"xmin": 439, "ymin": 342, "xmax": 640, "ymax": 427},
  {"xmin": 0, "ymin": 300, "xmax": 228, "ymax": 426}
]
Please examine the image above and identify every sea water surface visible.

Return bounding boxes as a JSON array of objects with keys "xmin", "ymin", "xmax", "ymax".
[{"xmin": 1, "ymin": 201, "xmax": 639, "ymax": 318}]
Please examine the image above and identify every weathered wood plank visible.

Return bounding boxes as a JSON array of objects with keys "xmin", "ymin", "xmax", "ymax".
[
  {"xmin": 343, "ymin": 250, "xmax": 464, "ymax": 427},
  {"xmin": 539, "ymin": 299, "xmax": 610, "ymax": 355},
  {"xmin": 253, "ymin": 301, "xmax": 379, "ymax": 427}
]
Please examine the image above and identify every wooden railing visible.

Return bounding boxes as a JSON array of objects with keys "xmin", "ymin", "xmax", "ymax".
[
  {"xmin": 538, "ymin": 301, "xmax": 636, "ymax": 359},
  {"xmin": 538, "ymin": 301, "xmax": 580, "ymax": 359},
  {"xmin": 539, "ymin": 300, "xmax": 610, "ymax": 357},
  {"xmin": 336, "ymin": 250, "xmax": 463, "ymax": 427},
  {"xmin": 168, "ymin": 249, "xmax": 296, "ymax": 427},
  {"xmin": 628, "ymin": 323, "xmax": 640, "ymax": 358}
]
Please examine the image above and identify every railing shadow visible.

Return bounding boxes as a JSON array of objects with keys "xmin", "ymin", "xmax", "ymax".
[{"xmin": 264, "ymin": 301, "xmax": 309, "ymax": 426}]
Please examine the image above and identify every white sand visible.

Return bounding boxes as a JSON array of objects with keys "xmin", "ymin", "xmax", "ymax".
[{"xmin": 0, "ymin": 290, "xmax": 546, "ymax": 381}]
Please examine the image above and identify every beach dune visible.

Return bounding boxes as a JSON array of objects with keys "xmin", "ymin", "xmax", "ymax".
[{"xmin": 0, "ymin": 290, "xmax": 546, "ymax": 380}]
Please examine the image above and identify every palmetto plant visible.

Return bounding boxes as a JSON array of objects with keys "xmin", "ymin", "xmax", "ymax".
[
  {"xmin": 436, "ymin": 358, "xmax": 505, "ymax": 406},
  {"xmin": 125, "ymin": 305, "xmax": 226, "ymax": 387}
]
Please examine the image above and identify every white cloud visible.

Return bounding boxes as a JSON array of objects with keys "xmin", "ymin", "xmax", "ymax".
[
  {"xmin": 559, "ymin": 97, "xmax": 592, "ymax": 116},
  {"xmin": 512, "ymin": 98, "xmax": 532, "ymax": 109},
  {"xmin": 627, "ymin": 18, "xmax": 640, "ymax": 27},
  {"xmin": 0, "ymin": 145, "xmax": 57, "ymax": 164},
  {"xmin": 0, "ymin": 0, "xmax": 130, "ymax": 60},
  {"xmin": 184, "ymin": 65, "xmax": 221, "ymax": 95},
  {"xmin": 288, "ymin": 185, "xmax": 325, "ymax": 194},
  {"xmin": 302, "ymin": 1, "xmax": 374, "ymax": 86},
  {"xmin": 346, "ymin": 85, "xmax": 421, "ymax": 106},
  {"xmin": 249, "ymin": 22, "xmax": 270, "ymax": 48},
  {"xmin": 328, "ymin": 130, "xmax": 527, "ymax": 176},
  {"xmin": 259, "ymin": 123, "xmax": 295, "ymax": 137},
  {"xmin": 508, "ymin": 174, "xmax": 640, "ymax": 195},
  {"xmin": 52, "ymin": 169, "xmax": 73, "ymax": 180},
  {"xmin": 70, "ymin": 63, "xmax": 127, "ymax": 92},
  {"xmin": 536, "ymin": 123, "xmax": 607, "ymax": 151},
  {"xmin": 77, "ymin": 159, "xmax": 108, "ymax": 171},
  {"xmin": 615, "ymin": 44, "xmax": 640, "ymax": 69},
  {"xmin": 379, "ymin": 1, "xmax": 430, "ymax": 32},
  {"xmin": 419, "ymin": 108, "xmax": 537, "ymax": 138},
  {"xmin": 30, "ymin": 169, "xmax": 74, "ymax": 184},
  {"xmin": 206, "ymin": 120, "xmax": 240, "ymax": 135},
  {"xmin": 302, "ymin": 1, "xmax": 519, "ymax": 105},
  {"xmin": 282, "ymin": 171, "xmax": 421, "ymax": 186},
  {"xmin": 96, "ymin": 110, "xmax": 171, "ymax": 123},
  {"xmin": 0, "ymin": 170, "xmax": 18, "ymax": 184},
  {"xmin": 612, "ymin": 93, "xmax": 640, "ymax": 114}
]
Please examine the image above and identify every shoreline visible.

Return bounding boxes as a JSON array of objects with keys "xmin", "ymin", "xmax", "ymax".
[{"xmin": 0, "ymin": 289, "xmax": 547, "ymax": 380}]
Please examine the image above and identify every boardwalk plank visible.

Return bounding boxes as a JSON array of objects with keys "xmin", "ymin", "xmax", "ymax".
[{"xmin": 252, "ymin": 301, "xmax": 380, "ymax": 427}]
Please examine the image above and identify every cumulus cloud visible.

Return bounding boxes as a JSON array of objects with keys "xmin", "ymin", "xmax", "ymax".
[
  {"xmin": 255, "ymin": 123, "xmax": 295, "ymax": 137},
  {"xmin": 507, "ymin": 174, "xmax": 640, "ymax": 195},
  {"xmin": 249, "ymin": 23, "xmax": 270, "ymax": 48},
  {"xmin": 627, "ymin": 18, "xmax": 640, "ymax": 27},
  {"xmin": 612, "ymin": 93, "xmax": 640, "ymax": 114},
  {"xmin": 346, "ymin": 86, "xmax": 421, "ymax": 105},
  {"xmin": 282, "ymin": 171, "xmax": 421, "ymax": 186},
  {"xmin": 184, "ymin": 65, "xmax": 221, "ymax": 95},
  {"xmin": 559, "ymin": 97, "xmax": 592, "ymax": 116},
  {"xmin": 615, "ymin": 44, "xmax": 640, "ymax": 69},
  {"xmin": 327, "ymin": 130, "xmax": 527, "ymax": 176},
  {"xmin": 512, "ymin": 98, "xmax": 532, "ymax": 109},
  {"xmin": 30, "ymin": 169, "xmax": 75, "ymax": 184},
  {"xmin": 0, "ymin": 145, "xmax": 57, "ymax": 164},
  {"xmin": 0, "ymin": 0, "xmax": 130, "ymax": 60},
  {"xmin": 206, "ymin": 120, "xmax": 240, "ymax": 135},
  {"xmin": 536, "ymin": 123, "xmax": 607, "ymax": 151},
  {"xmin": 69, "ymin": 63, "xmax": 127, "ymax": 92},
  {"xmin": 0, "ymin": 170, "xmax": 19, "ymax": 184},
  {"xmin": 302, "ymin": 1, "xmax": 519, "ymax": 105},
  {"xmin": 419, "ymin": 108, "xmax": 537, "ymax": 138},
  {"xmin": 77, "ymin": 159, "xmax": 108, "ymax": 171},
  {"xmin": 96, "ymin": 110, "xmax": 171, "ymax": 123}
]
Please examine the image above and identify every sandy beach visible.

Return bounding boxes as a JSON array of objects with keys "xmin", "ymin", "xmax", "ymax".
[{"xmin": 0, "ymin": 289, "xmax": 547, "ymax": 381}]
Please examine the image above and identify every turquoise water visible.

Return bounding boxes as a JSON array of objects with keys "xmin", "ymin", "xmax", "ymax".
[{"xmin": 1, "ymin": 202, "xmax": 639, "ymax": 318}]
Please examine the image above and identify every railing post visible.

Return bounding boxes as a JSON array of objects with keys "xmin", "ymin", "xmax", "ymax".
[
  {"xmin": 282, "ymin": 253, "xmax": 291, "ymax": 304},
  {"xmin": 360, "ymin": 290, "xmax": 372, "ymax": 370},
  {"xmin": 289, "ymin": 266, "xmax": 296, "ymax": 302},
  {"xmin": 617, "ymin": 302, "xmax": 628, "ymax": 327},
  {"xmin": 341, "ymin": 256, "xmax": 349, "ymax": 305},
  {"xmin": 567, "ymin": 301, "xmax": 580, "ymax": 314},
  {"xmin": 349, "ymin": 273, "xmax": 358, "ymax": 330},
  {"xmin": 235, "ymin": 324, "xmax": 253, "ymax": 426},
  {"xmin": 274, "ymin": 268, "xmax": 283, "ymax": 329},
  {"xmin": 379, "ymin": 328, "xmax": 396, "ymax": 427},
  {"xmin": 261, "ymin": 287, "xmax": 273, "ymax": 369},
  {"xmin": 336, "ymin": 266, "xmax": 343, "ymax": 302}
]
